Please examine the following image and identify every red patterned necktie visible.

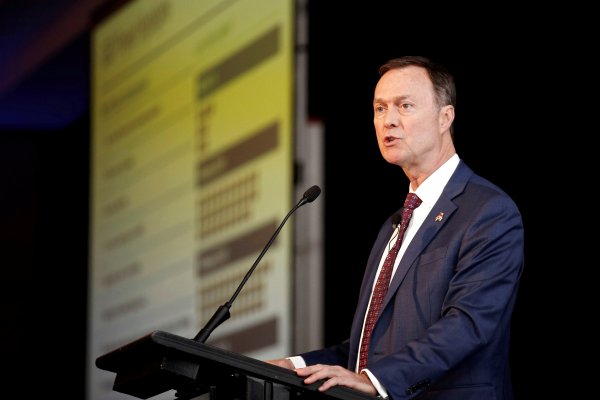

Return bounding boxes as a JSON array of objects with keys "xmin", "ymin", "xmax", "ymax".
[{"xmin": 358, "ymin": 193, "xmax": 422, "ymax": 371}]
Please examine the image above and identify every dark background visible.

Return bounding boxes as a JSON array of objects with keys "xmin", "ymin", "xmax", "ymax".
[{"xmin": 1, "ymin": 1, "xmax": 571, "ymax": 398}]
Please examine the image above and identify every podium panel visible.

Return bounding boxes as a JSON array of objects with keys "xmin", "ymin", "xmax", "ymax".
[{"xmin": 96, "ymin": 330, "xmax": 375, "ymax": 400}]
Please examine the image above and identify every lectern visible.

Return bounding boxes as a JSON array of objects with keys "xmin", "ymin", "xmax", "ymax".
[{"xmin": 96, "ymin": 330, "xmax": 375, "ymax": 400}]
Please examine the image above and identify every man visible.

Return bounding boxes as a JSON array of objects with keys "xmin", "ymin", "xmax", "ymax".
[{"xmin": 268, "ymin": 56, "xmax": 524, "ymax": 399}]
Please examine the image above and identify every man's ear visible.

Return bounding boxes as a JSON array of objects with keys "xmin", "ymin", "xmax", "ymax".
[{"xmin": 439, "ymin": 105, "xmax": 455, "ymax": 132}]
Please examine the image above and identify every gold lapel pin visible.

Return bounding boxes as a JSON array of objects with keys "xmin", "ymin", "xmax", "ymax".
[{"xmin": 434, "ymin": 212, "xmax": 444, "ymax": 222}]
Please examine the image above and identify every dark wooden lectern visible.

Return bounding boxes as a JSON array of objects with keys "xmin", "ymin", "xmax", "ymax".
[{"xmin": 96, "ymin": 330, "xmax": 375, "ymax": 400}]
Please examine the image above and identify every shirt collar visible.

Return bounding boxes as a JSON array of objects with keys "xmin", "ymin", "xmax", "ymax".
[{"xmin": 412, "ymin": 153, "xmax": 460, "ymax": 208}]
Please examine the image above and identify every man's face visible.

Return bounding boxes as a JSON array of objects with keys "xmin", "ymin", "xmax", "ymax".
[{"xmin": 373, "ymin": 66, "xmax": 447, "ymax": 170}]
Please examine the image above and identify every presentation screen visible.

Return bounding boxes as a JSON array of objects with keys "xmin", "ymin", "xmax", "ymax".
[{"xmin": 87, "ymin": 1, "xmax": 294, "ymax": 398}]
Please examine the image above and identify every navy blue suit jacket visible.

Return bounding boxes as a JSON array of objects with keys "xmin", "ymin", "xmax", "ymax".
[{"xmin": 301, "ymin": 161, "xmax": 524, "ymax": 399}]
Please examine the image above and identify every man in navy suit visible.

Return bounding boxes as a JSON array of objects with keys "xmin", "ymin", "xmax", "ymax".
[{"xmin": 268, "ymin": 56, "xmax": 524, "ymax": 399}]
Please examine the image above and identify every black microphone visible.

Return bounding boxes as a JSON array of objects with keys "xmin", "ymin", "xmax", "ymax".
[
  {"xmin": 391, "ymin": 212, "xmax": 402, "ymax": 229},
  {"xmin": 193, "ymin": 185, "xmax": 322, "ymax": 343}
]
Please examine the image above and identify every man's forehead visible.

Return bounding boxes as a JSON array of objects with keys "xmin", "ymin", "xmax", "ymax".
[{"xmin": 374, "ymin": 68, "xmax": 434, "ymax": 101}]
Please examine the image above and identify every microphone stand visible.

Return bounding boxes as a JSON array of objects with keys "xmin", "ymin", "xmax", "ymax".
[{"xmin": 193, "ymin": 185, "xmax": 321, "ymax": 343}]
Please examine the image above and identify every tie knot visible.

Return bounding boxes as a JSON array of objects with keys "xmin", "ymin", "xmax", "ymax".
[{"xmin": 403, "ymin": 193, "xmax": 422, "ymax": 210}]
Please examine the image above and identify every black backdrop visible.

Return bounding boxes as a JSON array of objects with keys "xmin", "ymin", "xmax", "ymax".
[{"xmin": 0, "ymin": 2, "xmax": 566, "ymax": 398}]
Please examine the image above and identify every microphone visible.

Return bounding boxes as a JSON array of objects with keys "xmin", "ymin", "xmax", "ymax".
[
  {"xmin": 193, "ymin": 185, "xmax": 322, "ymax": 343},
  {"xmin": 391, "ymin": 212, "xmax": 402, "ymax": 229}
]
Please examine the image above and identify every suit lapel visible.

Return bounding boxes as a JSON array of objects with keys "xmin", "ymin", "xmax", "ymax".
[
  {"xmin": 382, "ymin": 162, "xmax": 472, "ymax": 309},
  {"xmin": 384, "ymin": 196, "xmax": 456, "ymax": 305}
]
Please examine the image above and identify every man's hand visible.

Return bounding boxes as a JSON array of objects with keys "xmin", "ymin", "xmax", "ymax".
[{"xmin": 295, "ymin": 364, "xmax": 377, "ymax": 396}]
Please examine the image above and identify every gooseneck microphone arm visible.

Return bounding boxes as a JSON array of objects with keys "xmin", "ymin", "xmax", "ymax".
[{"xmin": 193, "ymin": 185, "xmax": 321, "ymax": 343}]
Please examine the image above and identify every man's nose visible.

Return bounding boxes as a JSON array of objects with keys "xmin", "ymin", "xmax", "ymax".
[{"xmin": 384, "ymin": 108, "xmax": 400, "ymax": 128}]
